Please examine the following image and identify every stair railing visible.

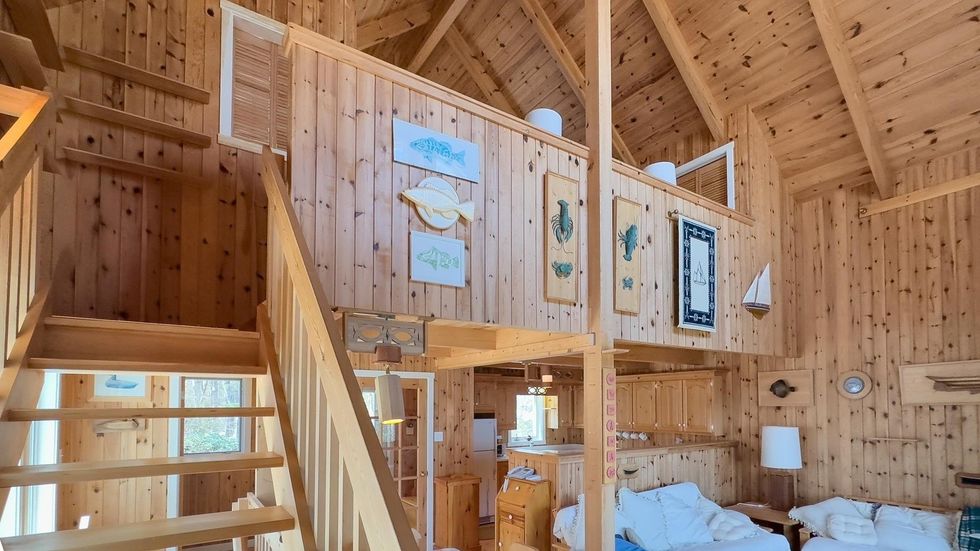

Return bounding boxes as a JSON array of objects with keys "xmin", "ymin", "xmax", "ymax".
[
  {"xmin": 258, "ymin": 146, "xmax": 417, "ymax": 550},
  {"xmin": 0, "ymin": 84, "xmax": 58, "ymax": 513}
]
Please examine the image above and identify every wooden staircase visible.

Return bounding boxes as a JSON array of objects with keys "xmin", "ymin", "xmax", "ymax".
[{"xmin": 0, "ymin": 315, "xmax": 300, "ymax": 550}]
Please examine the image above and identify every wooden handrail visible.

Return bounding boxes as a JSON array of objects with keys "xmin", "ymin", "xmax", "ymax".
[
  {"xmin": 0, "ymin": 87, "xmax": 54, "ymax": 215},
  {"xmin": 259, "ymin": 147, "xmax": 417, "ymax": 549}
]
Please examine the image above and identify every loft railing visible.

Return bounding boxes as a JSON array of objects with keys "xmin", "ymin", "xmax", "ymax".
[
  {"xmin": 258, "ymin": 146, "xmax": 418, "ymax": 550},
  {"xmin": 0, "ymin": 84, "xmax": 58, "ymax": 513}
]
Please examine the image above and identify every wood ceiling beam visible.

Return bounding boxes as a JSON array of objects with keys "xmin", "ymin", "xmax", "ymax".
[
  {"xmin": 0, "ymin": 31, "xmax": 48, "ymax": 90},
  {"xmin": 444, "ymin": 25, "xmax": 520, "ymax": 116},
  {"xmin": 640, "ymin": 0, "xmax": 725, "ymax": 142},
  {"xmin": 516, "ymin": 0, "xmax": 637, "ymax": 165},
  {"xmin": 859, "ymin": 171, "xmax": 980, "ymax": 218},
  {"xmin": 357, "ymin": 4, "xmax": 433, "ymax": 50},
  {"xmin": 406, "ymin": 0, "xmax": 469, "ymax": 73},
  {"xmin": 434, "ymin": 334, "xmax": 595, "ymax": 370},
  {"xmin": 808, "ymin": 0, "xmax": 894, "ymax": 199},
  {"xmin": 3, "ymin": 0, "xmax": 64, "ymax": 71}
]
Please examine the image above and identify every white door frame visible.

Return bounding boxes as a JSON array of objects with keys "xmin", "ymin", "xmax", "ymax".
[{"xmin": 355, "ymin": 369, "xmax": 436, "ymax": 551}]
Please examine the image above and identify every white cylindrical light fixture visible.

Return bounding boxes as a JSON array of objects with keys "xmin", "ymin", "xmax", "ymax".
[
  {"xmin": 643, "ymin": 161, "xmax": 677, "ymax": 185},
  {"xmin": 540, "ymin": 365, "xmax": 553, "ymax": 384},
  {"xmin": 374, "ymin": 344, "xmax": 405, "ymax": 425},
  {"xmin": 526, "ymin": 108, "xmax": 563, "ymax": 137},
  {"xmin": 761, "ymin": 426, "xmax": 802, "ymax": 469}
]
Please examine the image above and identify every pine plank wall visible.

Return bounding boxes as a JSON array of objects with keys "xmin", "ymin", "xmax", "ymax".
[{"xmin": 1, "ymin": 0, "xmax": 977, "ymax": 535}]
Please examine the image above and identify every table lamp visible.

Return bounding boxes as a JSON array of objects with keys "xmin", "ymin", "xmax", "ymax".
[{"xmin": 761, "ymin": 425, "xmax": 802, "ymax": 511}]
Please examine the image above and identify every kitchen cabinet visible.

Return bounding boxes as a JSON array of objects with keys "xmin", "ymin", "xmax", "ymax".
[
  {"xmin": 474, "ymin": 381, "xmax": 497, "ymax": 411},
  {"xmin": 557, "ymin": 385, "xmax": 574, "ymax": 426},
  {"xmin": 616, "ymin": 383, "xmax": 634, "ymax": 428},
  {"xmin": 497, "ymin": 383, "xmax": 516, "ymax": 430},
  {"xmin": 631, "ymin": 381, "xmax": 658, "ymax": 431},
  {"xmin": 684, "ymin": 377, "xmax": 720, "ymax": 433},
  {"xmin": 572, "ymin": 385, "xmax": 584, "ymax": 428},
  {"xmin": 615, "ymin": 370, "xmax": 726, "ymax": 435}
]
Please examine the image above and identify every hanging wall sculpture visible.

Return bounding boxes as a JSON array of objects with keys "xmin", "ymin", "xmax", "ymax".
[
  {"xmin": 544, "ymin": 172, "xmax": 579, "ymax": 303},
  {"xmin": 614, "ymin": 197, "xmax": 642, "ymax": 314},
  {"xmin": 677, "ymin": 215, "xmax": 717, "ymax": 332},
  {"xmin": 393, "ymin": 118, "xmax": 481, "ymax": 183},
  {"xmin": 409, "ymin": 231, "xmax": 466, "ymax": 288},
  {"xmin": 400, "ymin": 176, "xmax": 475, "ymax": 230}
]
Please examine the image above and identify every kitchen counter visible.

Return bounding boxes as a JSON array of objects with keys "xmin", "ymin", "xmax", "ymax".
[{"xmin": 505, "ymin": 444, "xmax": 584, "ymax": 458}]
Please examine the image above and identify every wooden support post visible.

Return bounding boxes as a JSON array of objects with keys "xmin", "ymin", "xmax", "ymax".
[
  {"xmin": 584, "ymin": 1, "xmax": 616, "ymax": 549},
  {"xmin": 325, "ymin": 0, "xmax": 357, "ymax": 46}
]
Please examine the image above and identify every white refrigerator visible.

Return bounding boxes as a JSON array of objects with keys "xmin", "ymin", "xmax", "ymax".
[{"xmin": 472, "ymin": 416, "xmax": 498, "ymax": 519}]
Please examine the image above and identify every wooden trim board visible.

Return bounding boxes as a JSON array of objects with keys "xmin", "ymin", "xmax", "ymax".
[{"xmin": 62, "ymin": 46, "xmax": 210, "ymax": 103}]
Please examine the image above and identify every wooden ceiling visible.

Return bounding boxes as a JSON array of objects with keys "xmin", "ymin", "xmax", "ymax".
[{"xmin": 357, "ymin": 0, "xmax": 980, "ymax": 199}]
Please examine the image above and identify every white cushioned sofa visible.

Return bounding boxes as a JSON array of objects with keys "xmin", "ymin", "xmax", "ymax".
[
  {"xmin": 552, "ymin": 482, "xmax": 791, "ymax": 551},
  {"xmin": 791, "ymin": 497, "xmax": 960, "ymax": 551}
]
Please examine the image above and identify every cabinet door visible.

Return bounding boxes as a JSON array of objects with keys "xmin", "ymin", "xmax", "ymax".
[
  {"xmin": 616, "ymin": 383, "xmax": 633, "ymax": 428},
  {"xmin": 556, "ymin": 385, "xmax": 572, "ymax": 426},
  {"xmin": 498, "ymin": 384, "xmax": 516, "ymax": 430},
  {"xmin": 572, "ymin": 385, "xmax": 585, "ymax": 428},
  {"xmin": 683, "ymin": 378, "xmax": 715, "ymax": 433},
  {"xmin": 497, "ymin": 520, "xmax": 525, "ymax": 549},
  {"xmin": 632, "ymin": 381, "xmax": 657, "ymax": 431},
  {"xmin": 656, "ymin": 380, "xmax": 685, "ymax": 431},
  {"xmin": 475, "ymin": 381, "xmax": 497, "ymax": 409}
]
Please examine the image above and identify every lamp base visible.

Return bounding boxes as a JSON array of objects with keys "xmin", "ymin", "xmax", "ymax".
[{"xmin": 764, "ymin": 472, "xmax": 796, "ymax": 511}]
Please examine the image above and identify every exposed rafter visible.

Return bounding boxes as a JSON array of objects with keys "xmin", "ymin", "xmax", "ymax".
[
  {"xmin": 4, "ymin": 0, "xmax": 64, "ymax": 70},
  {"xmin": 444, "ymin": 26, "xmax": 520, "ymax": 116},
  {"xmin": 356, "ymin": 4, "xmax": 433, "ymax": 50},
  {"xmin": 808, "ymin": 0, "xmax": 893, "ymax": 199},
  {"xmin": 859, "ymin": 171, "xmax": 980, "ymax": 217},
  {"xmin": 406, "ymin": 0, "xmax": 469, "ymax": 73},
  {"xmin": 640, "ymin": 0, "xmax": 726, "ymax": 141},
  {"xmin": 516, "ymin": 0, "xmax": 637, "ymax": 165}
]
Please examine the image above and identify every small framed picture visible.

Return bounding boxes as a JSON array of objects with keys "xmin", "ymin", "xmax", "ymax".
[
  {"xmin": 91, "ymin": 374, "xmax": 150, "ymax": 402},
  {"xmin": 409, "ymin": 231, "xmax": 466, "ymax": 288}
]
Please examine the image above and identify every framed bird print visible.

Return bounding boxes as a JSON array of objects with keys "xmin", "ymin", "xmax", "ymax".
[
  {"xmin": 614, "ymin": 197, "xmax": 641, "ymax": 314},
  {"xmin": 677, "ymin": 215, "xmax": 717, "ymax": 332},
  {"xmin": 544, "ymin": 172, "xmax": 579, "ymax": 304}
]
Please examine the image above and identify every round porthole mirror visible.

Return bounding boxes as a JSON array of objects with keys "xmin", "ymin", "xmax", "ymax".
[{"xmin": 837, "ymin": 370, "xmax": 872, "ymax": 399}]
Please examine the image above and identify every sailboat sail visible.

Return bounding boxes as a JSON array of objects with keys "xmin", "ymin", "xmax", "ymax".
[{"xmin": 742, "ymin": 264, "xmax": 772, "ymax": 318}]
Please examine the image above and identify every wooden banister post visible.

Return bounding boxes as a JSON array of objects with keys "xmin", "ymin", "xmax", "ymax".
[{"xmin": 584, "ymin": 1, "xmax": 617, "ymax": 550}]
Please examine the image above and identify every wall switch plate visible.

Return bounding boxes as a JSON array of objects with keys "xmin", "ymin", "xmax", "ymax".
[{"xmin": 434, "ymin": 431, "xmax": 444, "ymax": 442}]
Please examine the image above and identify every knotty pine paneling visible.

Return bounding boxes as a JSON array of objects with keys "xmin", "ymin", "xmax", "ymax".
[
  {"xmin": 23, "ymin": 0, "xmax": 348, "ymax": 533},
  {"xmin": 719, "ymin": 145, "xmax": 980, "ymax": 510},
  {"xmin": 291, "ymin": 38, "xmax": 792, "ymax": 357}
]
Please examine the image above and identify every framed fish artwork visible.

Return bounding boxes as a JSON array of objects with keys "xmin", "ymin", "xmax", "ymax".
[
  {"xmin": 91, "ymin": 374, "xmax": 150, "ymax": 402},
  {"xmin": 677, "ymin": 214, "xmax": 717, "ymax": 332},
  {"xmin": 614, "ymin": 197, "xmax": 641, "ymax": 315},
  {"xmin": 409, "ymin": 231, "xmax": 466, "ymax": 288},
  {"xmin": 544, "ymin": 172, "xmax": 578, "ymax": 304},
  {"xmin": 393, "ymin": 119, "xmax": 481, "ymax": 183}
]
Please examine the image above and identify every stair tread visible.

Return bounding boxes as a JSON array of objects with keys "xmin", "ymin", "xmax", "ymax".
[
  {"xmin": 0, "ymin": 506, "xmax": 293, "ymax": 550},
  {"xmin": 5, "ymin": 406, "xmax": 276, "ymax": 421},
  {"xmin": 0, "ymin": 452, "xmax": 283, "ymax": 487},
  {"xmin": 28, "ymin": 357, "xmax": 266, "ymax": 376},
  {"xmin": 45, "ymin": 315, "xmax": 259, "ymax": 340}
]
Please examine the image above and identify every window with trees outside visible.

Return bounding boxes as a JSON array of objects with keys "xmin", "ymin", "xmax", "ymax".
[
  {"xmin": 508, "ymin": 394, "xmax": 546, "ymax": 446},
  {"xmin": 183, "ymin": 378, "xmax": 245, "ymax": 455}
]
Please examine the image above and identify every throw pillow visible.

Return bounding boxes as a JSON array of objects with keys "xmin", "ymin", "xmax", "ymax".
[
  {"xmin": 959, "ymin": 506, "xmax": 980, "ymax": 551},
  {"xmin": 789, "ymin": 497, "xmax": 867, "ymax": 536},
  {"xmin": 826, "ymin": 513, "xmax": 877, "ymax": 545},
  {"xmin": 708, "ymin": 510, "xmax": 760, "ymax": 541},
  {"xmin": 875, "ymin": 505, "xmax": 953, "ymax": 551},
  {"xmin": 620, "ymin": 488, "xmax": 714, "ymax": 550}
]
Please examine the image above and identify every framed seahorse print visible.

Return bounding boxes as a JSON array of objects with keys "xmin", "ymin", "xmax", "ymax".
[
  {"xmin": 544, "ymin": 172, "xmax": 579, "ymax": 304},
  {"xmin": 614, "ymin": 197, "xmax": 642, "ymax": 314}
]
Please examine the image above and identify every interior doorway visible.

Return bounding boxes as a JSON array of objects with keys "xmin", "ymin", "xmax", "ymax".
[{"xmin": 356, "ymin": 370, "xmax": 435, "ymax": 551}]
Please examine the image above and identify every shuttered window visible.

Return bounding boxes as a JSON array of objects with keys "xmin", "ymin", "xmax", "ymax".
[
  {"xmin": 231, "ymin": 28, "xmax": 289, "ymax": 151},
  {"xmin": 677, "ymin": 156, "xmax": 729, "ymax": 206}
]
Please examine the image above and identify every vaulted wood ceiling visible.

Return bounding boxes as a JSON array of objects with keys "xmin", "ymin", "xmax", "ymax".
[{"xmin": 357, "ymin": 0, "xmax": 980, "ymax": 199}]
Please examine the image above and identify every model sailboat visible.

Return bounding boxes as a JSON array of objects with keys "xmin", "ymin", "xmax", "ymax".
[{"xmin": 742, "ymin": 263, "xmax": 772, "ymax": 319}]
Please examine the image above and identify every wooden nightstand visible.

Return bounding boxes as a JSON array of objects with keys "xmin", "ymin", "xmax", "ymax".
[{"xmin": 725, "ymin": 504, "xmax": 801, "ymax": 551}]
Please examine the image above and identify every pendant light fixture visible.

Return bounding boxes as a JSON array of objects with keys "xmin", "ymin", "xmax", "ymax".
[{"xmin": 374, "ymin": 344, "xmax": 405, "ymax": 425}]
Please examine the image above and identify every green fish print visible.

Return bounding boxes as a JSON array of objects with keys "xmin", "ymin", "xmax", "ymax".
[
  {"xmin": 416, "ymin": 247, "xmax": 460, "ymax": 271},
  {"xmin": 410, "ymin": 137, "xmax": 466, "ymax": 167},
  {"xmin": 551, "ymin": 199, "xmax": 574, "ymax": 253},
  {"xmin": 622, "ymin": 276, "xmax": 634, "ymax": 290},
  {"xmin": 551, "ymin": 261, "xmax": 573, "ymax": 279},
  {"xmin": 618, "ymin": 223, "xmax": 638, "ymax": 261}
]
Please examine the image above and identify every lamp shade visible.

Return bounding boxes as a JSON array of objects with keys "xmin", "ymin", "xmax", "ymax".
[
  {"xmin": 375, "ymin": 372, "xmax": 405, "ymax": 425},
  {"xmin": 761, "ymin": 426, "xmax": 802, "ymax": 469},
  {"xmin": 643, "ymin": 162, "xmax": 677, "ymax": 185}
]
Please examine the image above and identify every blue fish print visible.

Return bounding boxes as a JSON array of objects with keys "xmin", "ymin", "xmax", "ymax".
[
  {"xmin": 410, "ymin": 137, "xmax": 466, "ymax": 167},
  {"xmin": 416, "ymin": 247, "xmax": 460, "ymax": 271}
]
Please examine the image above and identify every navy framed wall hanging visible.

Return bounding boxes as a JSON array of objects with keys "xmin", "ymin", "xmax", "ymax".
[{"xmin": 677, "ymin": 215, "xmax": 717, "ymax": 332}]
